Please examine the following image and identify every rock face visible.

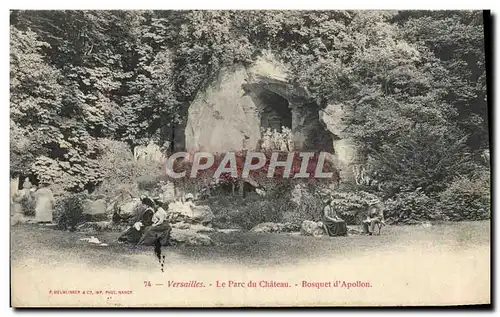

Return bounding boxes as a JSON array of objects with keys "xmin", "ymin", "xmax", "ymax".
[
  {"xmin": 185, "ymin": 64, "xmax": 261, "ymax": 153},
  {"xmin": 184, "ymin": 52, "xmax": 334, "ymax": 154},
  {"xmin": 320, "ymin": 104, "xmax": 364, "ymax": 182},
  {"xmin": 300, "ymin": 220, "xmax": 326, "ymax": 237},
  {"xmin": 250, "ymin": 222, "xmax": 301, "ymax": 233}
]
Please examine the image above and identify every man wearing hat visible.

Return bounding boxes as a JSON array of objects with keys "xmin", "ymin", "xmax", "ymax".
[{"xmin": 362, "ymin": 198, "xmax": 385, "ymax": 235}]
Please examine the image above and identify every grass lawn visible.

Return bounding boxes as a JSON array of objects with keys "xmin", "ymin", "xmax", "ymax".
[
  {"xmin": 10, "ymin": 220, "xmax": 490, "ymax": 307},
  {"xmin": 10, "ymin": 220, "xmax": 490, "ymax": 268}
]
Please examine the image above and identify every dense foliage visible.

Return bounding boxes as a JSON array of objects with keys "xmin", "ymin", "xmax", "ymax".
[{"xmin": 10, "ymin": 10, "xmax": 489, "ymax": 222}]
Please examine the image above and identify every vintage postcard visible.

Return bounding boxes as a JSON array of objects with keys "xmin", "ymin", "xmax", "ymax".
[{"xmin": 9, "ymin": 9, "xmax": 491, "ymax": 307}]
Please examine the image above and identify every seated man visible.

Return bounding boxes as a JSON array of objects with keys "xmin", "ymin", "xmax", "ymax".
[
  {"xmin": 363, "ymin": 199, "xmax": 385, "ymax": 235},
  {"xmin": 323, "ymin": 200, "xmax": 348, "ymax": 237}
]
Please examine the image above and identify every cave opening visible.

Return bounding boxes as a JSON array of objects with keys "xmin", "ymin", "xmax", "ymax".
[{"xmin": 256, "ymin": 89, "xmax": 292, "ymax": 132}]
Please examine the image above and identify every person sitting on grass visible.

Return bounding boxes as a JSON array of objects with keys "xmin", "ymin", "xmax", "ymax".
[
  {"xmin": 323, "ymin": 199, "xmax": 348, "ymax": 237},
  {"xmin": 362, "ymin": 198, "xmax": 385, "ymax": 235},
  {"xmin": 137, "ymin": 204, "xmax": 172, "ymax": 246},
  {"xmin": 117, "ymin": 195, "xmax": 155, "ymax": 244}
]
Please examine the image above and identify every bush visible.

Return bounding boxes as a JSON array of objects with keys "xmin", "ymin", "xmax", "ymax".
[
  {"xmin": 286, "ymin": 191, "xmax": 324, "ymax": 224},
  {"xmin": 383, "ymin": 189, "xmax": 445, "ymax": 224},
  {"xmin": 207, "ymin": 192, "xmax": 293, "ymax": 230},
  {"xmin": 438, "ymin": 171, "xmax": 490, "ymax": 221},
  {"xmin": 370, "ymin": 125, "xmax": 475, "ymax": 196},
  {"xmin": 19, "ymin": 193, "xmax": 36, "ymax": 217},
  {"xmin": 54, "ymin": 192, "xmax": 88, "ymax": 231},
  {"xmin": 307, "ymin": 183, "xmax": 381, "ymax": 225},
  {"xmin": 136, "ymin": 175, "xmax": 160, "ymax": 192},
  {"xmin": 94, "ymin": 138, "xmax": 165, "ymax": 199}
]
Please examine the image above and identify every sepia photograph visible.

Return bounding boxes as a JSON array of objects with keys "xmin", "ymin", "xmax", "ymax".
[{"xmin": 9, "ymin": 9, "xmax": 491, "ymax": 307}]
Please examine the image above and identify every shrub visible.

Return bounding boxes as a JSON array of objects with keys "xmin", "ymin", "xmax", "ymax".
[
  {"xmin": 19, "ymin": 193, "xmax": 36, "ymax": 217},
  {"xmin": 207, "ymin": 192, "xmax": 293, "ymax": 230},
  {"xmin": 438, "ymin": 171, "xmax": 490, "ymax": 221},
  {"xmin": 94, "ymin": 138, "xmax": 165, "ymax": 199},
  {"xmin": 383, "ymin": 189, "xmax": 445, "ymax": 224},
  {"xmin": 286, "ymin": 191, "xmax": 324, "ymax": 224},
  {"xmin": 370, "ymin": 125, "xmax": 475, "ymax": 196},
  {"xmin": 54, "ymin": 192, "xmax": 88, "ymax": 231},
  {"xmin": 94, "ymin": 139, "xmax": 137, "ymax": 197},
  {"xmin": 232, "ymin": 199, "xmax": 287, "ymax": 230},
  {"xmin": 136, "ymin": 175, "xmax": 159, "ymax": 192}
]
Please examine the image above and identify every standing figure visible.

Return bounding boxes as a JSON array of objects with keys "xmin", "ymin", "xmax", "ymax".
[
  {"xmin": 22, "ymin": 177, "xmax": 33, "ymax": 190},
  {"xmin": 322, "ymin": 200, "xmax": 348, "ymax": 237}
]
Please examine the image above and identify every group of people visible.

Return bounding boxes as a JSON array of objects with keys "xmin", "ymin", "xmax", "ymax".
[
  {"xmin": 116, "ymin": 191, "xmax": 385, "ymax": 244},
  {"xmin": 117, "ymin": 193, "xmax": 196, "ymax": 246},
  {"xmin": 322, "ymin": 198, "xmax": 385, "ymax": 237}
]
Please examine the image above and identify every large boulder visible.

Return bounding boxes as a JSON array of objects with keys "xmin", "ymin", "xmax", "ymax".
[
  {"xmin": 300, "ymin": 220, "xmax": 326, "ymax": 237},
  {"xmin": 119, "ymin": 199, "xmax": 142, "ymax": 217},
  {"xmin": 168, "ymin": 201, "xmax": 192, "ymax": 217},
  {"xmin": 250, "ymin": 222, "xmax": 301, "ymax": 233},
  {"xmin": 251, "ymin": 222, "xmax": 282, "ymax": 233},
  {"xmin": 170, "ymin": 228, "xmax": 213, "ymax": 246},
  {"xmin": 190, "ymin": 205, "xmax": 214, "ymax": 225},
  {"xmin": 83, "ymin": 199, "xmax": 108, "ymax": 222},
  {"xmin": 168, "ymin": 202, "xmax": 214, "ymax": 225}
]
